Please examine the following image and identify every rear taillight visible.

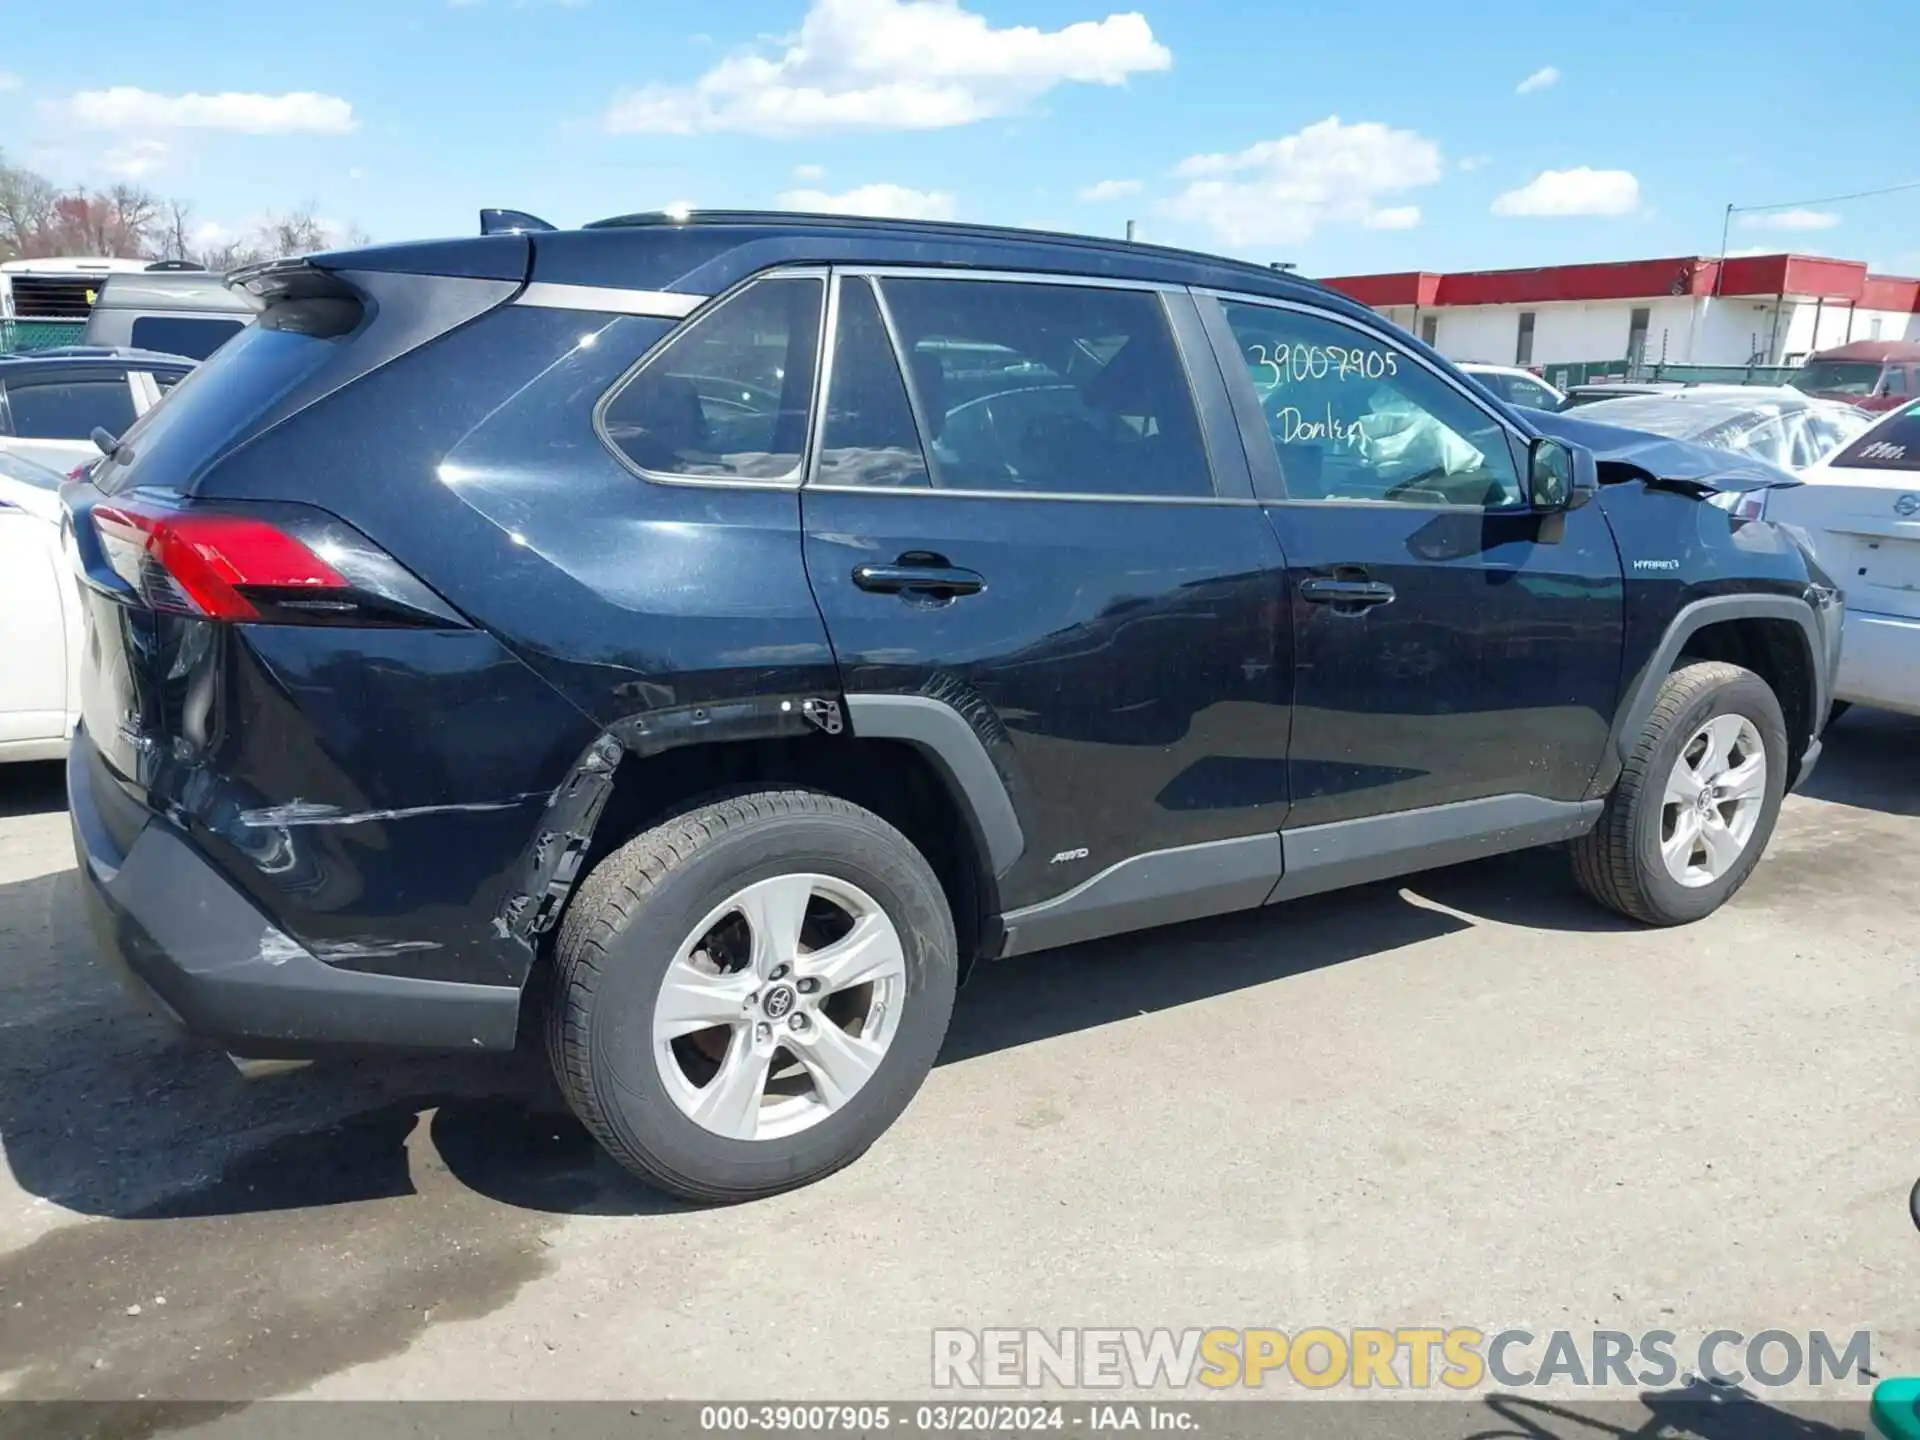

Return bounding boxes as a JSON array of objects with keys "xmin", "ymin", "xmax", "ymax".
[
  {"xmin": 84, "ymin": 495, "xmax": 464, "ymax": 628},
  {"xmin": 94, "ymin": 503, "xmax": 346, "ymax": 619},
  {"xmin": 1707, "ymin": 488, "xmax": 1769, "ymax": 522}
]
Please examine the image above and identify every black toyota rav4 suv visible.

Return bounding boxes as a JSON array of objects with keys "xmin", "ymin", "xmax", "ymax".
[{"xmin": 64, "ymin": 211, "xmax": 1842, "ymax": 1201}]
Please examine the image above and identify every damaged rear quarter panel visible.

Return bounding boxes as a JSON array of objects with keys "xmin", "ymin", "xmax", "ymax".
[{"xmin": 153, "ymin": 624, "xmax": 598, "ymax": 987}]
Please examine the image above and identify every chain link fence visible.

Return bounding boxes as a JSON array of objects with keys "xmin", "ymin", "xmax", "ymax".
[
  {"xmin": 1, "ymin": 319, "xmax": 89, "ymax": 354},
  {"xmin": 1544, "ymin": 358, "xmax": 1800, "ymax": 390}
]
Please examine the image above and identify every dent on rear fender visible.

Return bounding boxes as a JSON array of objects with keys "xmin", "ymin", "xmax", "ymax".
[{"xmin": 489, "ymin": 694, "xmax": 847, "ymax": 945}]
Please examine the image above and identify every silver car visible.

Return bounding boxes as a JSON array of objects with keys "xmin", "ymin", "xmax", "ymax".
[{"xmin": 1565, "ymin": 386, "xmax": 1872, "ymax": 471}]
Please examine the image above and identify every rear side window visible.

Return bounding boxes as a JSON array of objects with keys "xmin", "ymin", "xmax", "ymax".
[
  {"xmin": 601, "ymin": 277, "xmax": 823, "ymax": 483},
  {"xmin": 814, "ymin": 277, "xmax": 930, "ymax": 490},
  {"xmin": 4, "ymin": 377, "xmax": 136, "ymax": 440},
  {"xmin": 876, "ymin": 278, "xmax": 1212, "ymax": 498},
  {"xmin": 1833, "ymin": 405, "xmax": 1920, "ymax": 470},
  {"xmin": 130, "ymin": 316, "xmax": 246, "ymax": 360}
]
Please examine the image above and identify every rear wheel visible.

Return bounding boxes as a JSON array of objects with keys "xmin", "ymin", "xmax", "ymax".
[
  {"xmin": 547, "ymin": 790, "xmax": 957, "ymax": 1202},
  {"xmin": 1572, "ymin": 661, "xmax": 1788, "ymax": 925}
]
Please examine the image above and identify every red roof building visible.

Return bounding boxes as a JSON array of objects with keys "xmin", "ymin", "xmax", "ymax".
[{"xmin": 1318, "ymin": 253, "xmax": 1920, "ymax": 373}]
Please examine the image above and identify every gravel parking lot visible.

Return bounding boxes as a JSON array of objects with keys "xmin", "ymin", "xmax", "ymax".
[{"xmin": 1, "ymin": 714, "xmax": 1916, "ymax": 1428}]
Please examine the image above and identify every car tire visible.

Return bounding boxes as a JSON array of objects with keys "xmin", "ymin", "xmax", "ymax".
[
  {"xmin": 1572, "ymin": 661, "xmax": 1789, "ymax": 926},
  {"xmin": 547, "ymin": 790, "xmax": 957, "ymax": 1203}
]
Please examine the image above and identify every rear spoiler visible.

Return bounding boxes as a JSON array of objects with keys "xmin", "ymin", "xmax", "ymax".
[{"xmin": 225, "ymin": 256, "xmax": 358, "ymax": 304}]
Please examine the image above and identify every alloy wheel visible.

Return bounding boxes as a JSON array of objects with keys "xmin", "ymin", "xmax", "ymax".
[
  {"xmin": 1660, "ymin": 714, "xmax": 1768, "ymax": 888},
  {"xmin": 652, "ymin": 874, "xmax": 907, "ymax": 1141}
]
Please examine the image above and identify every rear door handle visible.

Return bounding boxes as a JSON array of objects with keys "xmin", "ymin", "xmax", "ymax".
[
  {"xmin": 1299, "ymin": 577, "xmax": 1396, "ymax": 609},
  {"xmin": 852, "ymin": 563, "xmax": 986, "ymax": 598}
]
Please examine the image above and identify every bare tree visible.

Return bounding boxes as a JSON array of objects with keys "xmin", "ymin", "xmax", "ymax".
[
  {"xmin": 0, "ymin": 154, "xmax": 369, "ymax": 270},
  {"xmin": 107, "ymin": 184, "xmax": 161, "ymax": 251},
  {"xmin": 158, "ymin": 199, "xmax": 195, "ymax": 263},
  {"xmin": 0, "ymin": 153, "xmax": 61, "ymax": 260}
]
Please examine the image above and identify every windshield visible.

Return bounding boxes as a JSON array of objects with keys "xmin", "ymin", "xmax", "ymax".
[{"xmin": 1789, "ymin": 361, "xmax": 1884, "ymax": 396}]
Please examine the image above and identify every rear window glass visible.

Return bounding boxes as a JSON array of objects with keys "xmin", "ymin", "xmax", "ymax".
[
  {"xmin": 1790, "ymin": 362, "xmax": 1884, "ymax": 397},
  {"xmin": 89, "ymin": 299, "xmax": 357, "ymax": 496},
  {"xmin": 130, "ymin": 315, "xmax": 246, "ymax": 360},
  {"xmin": 1832, "ymin": 405, "xmax": 1920, "ymax": 471}
]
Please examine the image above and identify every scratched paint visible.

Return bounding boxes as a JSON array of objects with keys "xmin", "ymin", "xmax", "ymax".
[{"xmin": 236, "ymin": 794, "xmax": 550, "ymax": 829}]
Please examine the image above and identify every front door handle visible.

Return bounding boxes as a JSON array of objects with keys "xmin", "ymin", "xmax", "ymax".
[
  {"xmin": 1299, "ymin": 577, "xmax": 1396, "ymax": 610},
  {"xmin": 852, "ymin": 562, "xmax": 986, "ymax": 599}
]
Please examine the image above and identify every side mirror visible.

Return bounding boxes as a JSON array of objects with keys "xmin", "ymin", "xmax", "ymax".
[{"xmin": 1529, "ymin": 437, "xmax": 1595, "ymax": 511}]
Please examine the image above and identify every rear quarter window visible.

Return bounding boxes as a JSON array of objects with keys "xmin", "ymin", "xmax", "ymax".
[
  {"xmin": 129, "ymin": 315, "xmax": 247, "ymax": 360},
  {"xmin": 1832, "ymin": 406, "xmax": 1920, "ymax": 471}
]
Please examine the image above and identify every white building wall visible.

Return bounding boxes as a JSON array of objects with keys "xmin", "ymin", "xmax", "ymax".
[
  {"xmin": 1420, "ymin": 297, "xmax": 1699, "ymax": 367},
  {"xmin": 1348, "ymin": 293, "xmax": 1912, "ymax": 360}
]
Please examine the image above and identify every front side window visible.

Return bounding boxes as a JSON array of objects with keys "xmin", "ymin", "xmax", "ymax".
[
  {"xmin": 601, "ymin": 276, "xmax": 823, "ymax": 482},
  {"xmin": 875, "ymin": 277, "xmax": 1212, "ymax": 498},
  {"xmin": 1220, "ymin": 302, "xmax": 1525, "ymax": 508},
  {"xmin": 3, "ymin": 376, "xmax": 137, "ymax": 440}
]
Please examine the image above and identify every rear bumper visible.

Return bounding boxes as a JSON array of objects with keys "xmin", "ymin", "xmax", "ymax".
[
  {"xmin": 1834, "ymin": 610, "xmax": 1920, "ymax": 718},
  {"xmin": 68, "ymin": 731, "xmax": 522, "ymax": 1057}
]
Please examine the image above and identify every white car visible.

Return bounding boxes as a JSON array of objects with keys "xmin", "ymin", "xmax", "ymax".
[
  {"xmin": 1763, "ymin": 401, "xmax": 1920, "ymax": 719},
  {"xmin": 1458, "ymin": 362, "xmax": 1566, "ymax": 411},
  {"xmin": 0, "ymin": 450, "xmax": 81, "ymax": 762}
]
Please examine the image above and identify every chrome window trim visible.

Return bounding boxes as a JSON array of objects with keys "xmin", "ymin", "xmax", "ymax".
[
  {"xmin": 593, "ymin": 269, "xmax": 829, "ymax": 492},
  {"xmin": 838, "ymin": 264, "xmax": 1185, "ymax": 294},
  {"xmin": 1194, "ymin": 287, "xmax": 1534, "ymax": 511},
  {"xmin": 515, "ymin": 283, "xmax": 708, "ymax": 319},
  {"xmin": 806, "ymin": 483, "xmax": 1262, "ymax": 507},
  {"xmin": 804, "ymin": 266, "xmax": 1234, "ymax": 505}
]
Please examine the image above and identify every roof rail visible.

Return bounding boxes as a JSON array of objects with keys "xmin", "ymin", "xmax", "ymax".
[{"xmin": 581, "ymin": 208, "xmax": 1329, "ymax": 292}]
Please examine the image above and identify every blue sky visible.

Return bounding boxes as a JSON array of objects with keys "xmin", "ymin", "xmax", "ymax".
[{"xmin": 3, "ymin": 0, "xmax": 1917, "ymax": 277}]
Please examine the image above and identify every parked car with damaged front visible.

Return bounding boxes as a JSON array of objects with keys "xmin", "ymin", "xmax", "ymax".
[{"xmin": 64, "ymin": 211, "xmax": 1842, "ymax": 1203}]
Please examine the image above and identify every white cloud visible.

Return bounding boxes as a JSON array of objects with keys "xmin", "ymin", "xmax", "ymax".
[
  {"xmin": 0, "ymin": 73, "xmax": 21, "ymax": 93},
  {"xmin": 1363, "ymin": 205, "xmax": 1421, "ymax": 230},
  {"xmin": 1737, "ymin": 208, "xmax": 1840, "ymax": 232},
  {"xmin": 1515, "ymin": 65, "xmax": 1560, "ymax": 95},
  {"xmin": 59, "ymin": 87, "xmax": 356, "ymax": 134},
  {"xmin": 1079, "ymin": 177, "xmax": 1142, "ymax": 202},
  {"xmin": 777, "ymin": 182, "xmax": 956, "ymax": 220},
  {"xmin": 1458, "ymin": 154, "xmax": 1489, "ymax": 172},
  {"xmin": 102, "ymin": 139, "xmax": 170, "ymax": 178},
  {"xmin": 604, "ymin": 0, "xmax": 1170, "ymax": 135},
  {"xmin": 793, "ymin": 162, "xmax": 826, "ymax": 180},
  {"xmin": 347, "ymin": 166, "xmax": 367, "ymax": 181},
  {"xmin": 1161, "ymin": 116, "xmax": 1443, "ymax": 247},
  {"xmin": 1491, "ymin": 166, "xmax": 1639, "ymax": 217},
  {"xmin": 192, "ymin": 220, "xmax": 238, "ymax": 247}
]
